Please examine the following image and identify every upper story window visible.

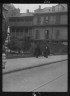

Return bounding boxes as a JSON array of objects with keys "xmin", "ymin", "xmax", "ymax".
[
  {"xmin": 44, "ymin": 16, "xmax": 49, "ymax": 24},
  {"xmin": 45, "ymin": 16, "xmax": 49, "ymax": 23},
  {"xmin": 60, "ymin": 14, "xmax": 67, "ymax": 24},
  {"xmin": 40, "ymin": 16, "xmax": 44, "ymax": 25},
  {"xmin": 26, "ymin": 17, "xmax": 33, "ymax": 21},
  {"xmin": 37, "ymin": 16, "xmax": 49, "ymax": 25},
  {"xmin": 37, "ymin": 16, "xmax": 41, "ymax": 24},
  {"xmin": 52, "ymin": 6, "xmax": 55, "ymax": 12},
  {"xmin": 9, "ymin": 17, "xmax": 33, "ymax": 22},
  {"xmin": 49, "ymin": 15, "xmax": 56, "ymax": 24},
  {"xmin": 55, "ymin": 15, "xmax": 60, "ymax": 24},
  {"xmin": 9, "ymin": 18, "xmax": 15, "ymax": 22}
]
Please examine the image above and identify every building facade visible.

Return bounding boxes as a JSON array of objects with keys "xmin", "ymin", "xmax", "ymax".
[
  {"xmin": 9, "ymin": 9, "xmax": 33, "ymax": 39},
  {"xmin": 8, "ymin": 4, "xmax": 68, "ymax": 42},
  {"xmin": 32, "ymin": 4, "xmax": 67, "ymax": 41}
]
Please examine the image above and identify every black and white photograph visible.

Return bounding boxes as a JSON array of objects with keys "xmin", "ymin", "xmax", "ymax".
[{"xmin": 2, "ymin": 3, "xmax": 68, "ymax": 92}]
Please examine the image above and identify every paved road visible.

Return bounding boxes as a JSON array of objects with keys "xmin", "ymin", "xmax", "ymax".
[{"xmin": 2, "ymin": 60, "xmax": 67, "ymax": 92}]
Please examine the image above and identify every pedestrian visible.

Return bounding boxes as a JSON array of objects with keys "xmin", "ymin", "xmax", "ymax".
[
  {"xmin": 34, "ymin": 44, "xmax": 42, "ymax": 58},
  {"xmin": 43, "ymin": 45, "xmax": 50, "ymax": 58}
]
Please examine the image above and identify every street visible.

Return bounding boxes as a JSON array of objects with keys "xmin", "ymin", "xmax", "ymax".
[{"xmin": 2, "ymin": 60, "xmax": 67, "ymax": 92}]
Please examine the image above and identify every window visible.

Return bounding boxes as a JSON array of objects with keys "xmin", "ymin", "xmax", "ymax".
[
  {"xmin": 10, "ymin": 27, "xmax": 12, "ymax": 33},
  {"xmin": 16, "ymin": 28, "xmax": 20, "ymax": 32},
  {"xmin": 35, "ymin": 30, "xmax": 40, "ymax": 39},
  {"xmin": 45, "ymin": 16, "xmax": 49, "ymax": 23},
  {"xmin": 40, "ymin": 16, "xmax": 44, "ymax": 25},
  {"xmin": 9, "ymin": 18, "xmax": 13, "ymax": 22},
  {"xmin": 45, "ymin": 30, "xmax": 49, "ymax": 39},
  {"xmin": 29, "ymin": 28, "xmax": 32, "ymax": 37},
  {"xmin": 11, "ymin": 27, "xmax": 15, "ymax": 36},
  {"xmin": 52, "ymin": 6, "xmax": 55, "ymax": 12},
  {"xmin": 24, "ymin": 17, "xmax": 32, "ymax": 22},
  {"xmin": 15, "ymin": 28, "xmax": 19, "ymax": 36},
  {"xmin": 20, "ymin": 28, "xmax": 23, "ymax": 32},
  {"xmin": 55, "ymin": 15, "xmax": 60, "ymax": 24},
  {"xmin": 9, "ymin": 18, "xmax": 17, "ymax": 22},
  {"xmin": 37, "ymin": 16, "xmax": 41, "ymax": 24},
  {"xmin": 55, "ymin": 30, "xmax": 60, "ymax": 40},
  {"xmin": 24, "ymin": 28, "xmax": 28, "ymax": 37},
  {"xmin": 9, "ymin": 17, "xmax": 26, "ymax": 22},
  {"xmin": 19, "ymin": 28, "xmax": 23, "ymax": 36},
  {"xmin": 11, "ymin": 27, "xmax": 15, "ymax": 32},
  {"xmin": 60, "ymin": 15, "xmax": 67, "ymax": 24},
  {"xmin": 25, "ymin": 28, "xmax": 28, "ymax": 33}
]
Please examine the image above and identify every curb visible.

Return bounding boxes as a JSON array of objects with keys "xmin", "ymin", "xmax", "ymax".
[
  {"xmin": 3, "ymin": 59, "xmax": 67, "ymax": 75},
  {"xmin": 6, "ymin": 54, "xmax": 33, "ymax": 59},
  {"xmin": 6, "ymin": 54, "xmax": 67, "ymax": 59}
]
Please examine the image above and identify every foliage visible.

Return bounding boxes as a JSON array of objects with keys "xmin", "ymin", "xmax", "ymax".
[
  {"xmin": 8, "ymin": 36, "xmax": 23, "ymax": 52},
  {"xmin": 2, "ymin": 18, "xmax": 8, "ymax": 45},
  {"xmin": 7, "ymin": 37, "xmax": 17, "ymax": 50},
  {"xmin": 2, "ymin": 4, "xmax": 18, "ymax": 45},
  {"xmin": 22, "ymin": 37, "xmax": 31, "ymax": 51}
]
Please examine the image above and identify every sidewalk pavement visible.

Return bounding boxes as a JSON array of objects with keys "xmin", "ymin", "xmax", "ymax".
[{"xmin": 3, "ymin": 55, "xmax": 68, "ymax": 74}]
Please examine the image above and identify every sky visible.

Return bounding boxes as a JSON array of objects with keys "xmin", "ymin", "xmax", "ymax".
[{"xmin": 13, "ymin": 4, "xmax": 58, "ymax": 13}]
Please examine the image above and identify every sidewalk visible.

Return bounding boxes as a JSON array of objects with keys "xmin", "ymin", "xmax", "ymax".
[{"xmin": 3, "ymin": 55, "xmax": 68, "ymax": 74}]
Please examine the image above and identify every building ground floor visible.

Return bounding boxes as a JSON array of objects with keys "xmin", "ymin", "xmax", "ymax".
[
  {"xmin": 32, "ymin": 26, "xmax": 68, "ymax": 41},
  {"xmin": 10, "ymin": 26, "xmax": 67, "ymax": 42}
]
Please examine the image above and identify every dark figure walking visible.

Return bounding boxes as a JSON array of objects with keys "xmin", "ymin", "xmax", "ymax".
[
  {"xmin": 34, "ymin": 44, "xmax": 41, "ymax": 58},
  {"xmin": 43, "ymin": 46, "xmax": 50, "ymax": 58}
]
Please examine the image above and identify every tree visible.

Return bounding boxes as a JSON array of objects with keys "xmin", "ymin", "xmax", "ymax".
[
  {"xmin": 2, "ymin": 4, "xmax": 19, "ymax": 45},
  {"xmin": 7, "ymin": 36, "xmax": 17, "ymax": 50},
  {"xmin": 2, "ymin": 17, "xmax": 8, "ymax": 45},
  {"xmin": 8, "ymin": 36, "xmax": 23, "ymax": 53},
  {"xmin": 22, "ymin": 37, "xmax": 31, "ymax": 51}
]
